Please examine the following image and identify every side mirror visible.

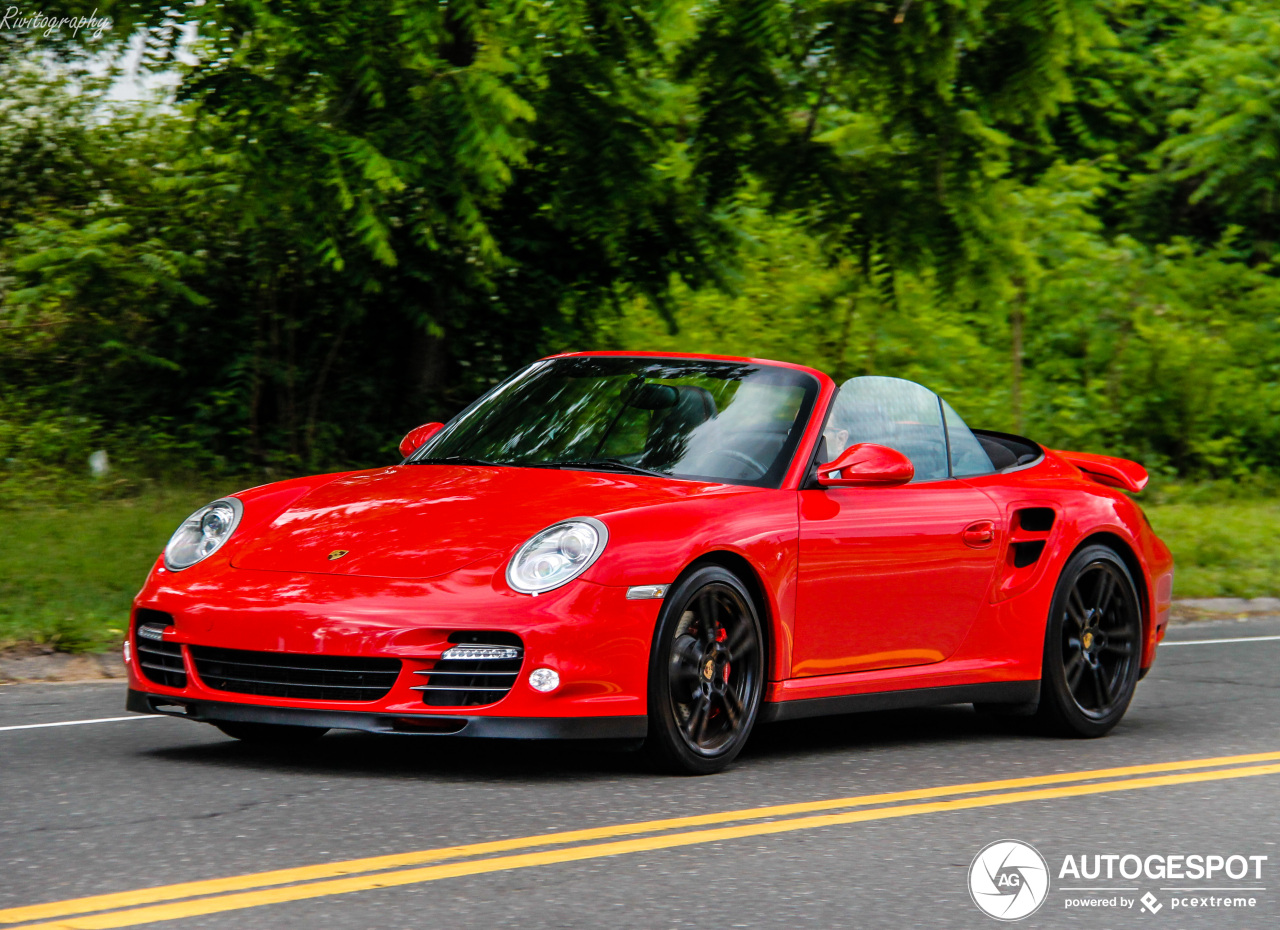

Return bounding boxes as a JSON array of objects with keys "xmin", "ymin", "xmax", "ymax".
[
  {"xmin": 816, "ymin": 443, "xmax": 914, "ymax": 488},
  {"xmin": 398, "ymin": 422, "xmax": 445, "ymax": 458}
]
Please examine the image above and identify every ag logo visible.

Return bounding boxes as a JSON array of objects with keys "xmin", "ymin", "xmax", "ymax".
[{"xmin": 969, "ymin": 839, "xmax": 1050, "ymax": 921}]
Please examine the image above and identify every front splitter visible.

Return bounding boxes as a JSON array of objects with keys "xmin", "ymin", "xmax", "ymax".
[{"xmin": 127, "ymin": 689, "xmax": 648, "ymax": 740}]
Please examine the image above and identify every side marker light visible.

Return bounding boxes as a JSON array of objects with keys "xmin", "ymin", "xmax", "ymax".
[{"xmin": 626, "ymin": 584, "xmax": 670, "ymax": 600}]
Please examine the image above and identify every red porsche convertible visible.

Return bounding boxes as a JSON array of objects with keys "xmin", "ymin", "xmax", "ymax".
[{"xmin": 127, "ymin": 352, "xmax": 1173, "ymax": 774}]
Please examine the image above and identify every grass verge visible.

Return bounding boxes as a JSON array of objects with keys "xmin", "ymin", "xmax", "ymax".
[
  {"xmin": 1144, "ymin": 497, "xmax": 1280, "ymax": 599},
  {"xmin": 0, "ymin": 485, "xmax": 223, "ymax": 651}
]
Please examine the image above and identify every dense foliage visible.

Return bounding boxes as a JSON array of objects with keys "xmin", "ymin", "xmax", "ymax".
[{"xmin": 2, "ymin": 0, "xmax": 1278, "ymax": 485}]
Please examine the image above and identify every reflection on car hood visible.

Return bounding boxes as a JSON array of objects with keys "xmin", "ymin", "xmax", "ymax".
[{"xmin": 231, "ymin": 464, "xmax": 734, "ymax": 579}]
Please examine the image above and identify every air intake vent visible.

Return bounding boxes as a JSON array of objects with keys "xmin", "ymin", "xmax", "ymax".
[
  {"xmin": 1013, "ymin": 540, "xmax": 1046, "ymax": 568},
  {"xmin": 134, "ymin": 610, "xmax": 186, "ymax": 688},
  {"xmin": 1016, "ymin": 507, "xmax": 1056, "ymax": 532},
  {"xmin": 189, "ymin": 646, "xmax": 400, "ymax": 702},
  {"xmin": 415, "ymin": 631, "xmax": 524, "ymax": 707}
]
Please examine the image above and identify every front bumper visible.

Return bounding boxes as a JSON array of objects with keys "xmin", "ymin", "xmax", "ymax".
[
  {"xmin": 128, "ymin": 563, "xmax": 664, "ymax": 725},
  {"xmin": 127, "ymin": 689, "xmax": 647, "ymax": 739}
]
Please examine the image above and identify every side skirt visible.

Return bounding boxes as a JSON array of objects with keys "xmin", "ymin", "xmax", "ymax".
[{"xmin": 759, "ymin": 680, "xmax": 1040, "ymax": 724}]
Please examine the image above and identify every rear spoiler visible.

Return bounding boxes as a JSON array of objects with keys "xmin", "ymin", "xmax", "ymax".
[{"xmin": 1055, "ymin": 450, "xmax": 1149, "ymax": 493}]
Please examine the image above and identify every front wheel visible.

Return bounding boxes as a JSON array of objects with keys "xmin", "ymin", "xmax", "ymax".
[
  {"xmin": 1036, "ymin": 545, "xmax": 1143, "ymax": 737},
  {"xmin": 643, "ymin": 566, "xmax": 764, "ymax": 775}
]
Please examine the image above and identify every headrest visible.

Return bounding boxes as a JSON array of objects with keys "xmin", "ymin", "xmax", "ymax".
[{"xmin": 622, "ymin": 381, "xmax": 679, "ymax": 410}]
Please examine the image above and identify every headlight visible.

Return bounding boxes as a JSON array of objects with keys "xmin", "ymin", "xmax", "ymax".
[
  {"xmin": 164, "ymin": 498, "xmax": 244, "ymax": 571},
  {"xmin": 506, "ymin": 517, "xmax": 608, "ymax": 594}
]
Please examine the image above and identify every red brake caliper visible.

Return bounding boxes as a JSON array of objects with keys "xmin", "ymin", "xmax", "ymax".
[{"xmin": 716, "ymin": 626, "xmax": 730, "ymax": 681}]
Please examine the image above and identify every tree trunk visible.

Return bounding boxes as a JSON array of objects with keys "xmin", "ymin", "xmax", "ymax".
[
  {"xmin": 1009, "ymin": 284, "xmax": 1025, "ymax": 434},
  {"xmin": 832, "ymin": 292, "xmax": 857, "ymax": 383},
  {"xmin": 305, "ymin": 318, "xmax": 347, "ymax": 464},
  {"xmin": 283, "ymin": 284, "xmax": 298, "ymax": 459},
  {"xmin": 408, "ymin": 325, "xmax": 447, "ymax": 409}
]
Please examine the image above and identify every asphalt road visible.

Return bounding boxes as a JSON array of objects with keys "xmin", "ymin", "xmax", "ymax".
[{"xmin": 2, "ymin": 617, "xmax": 1278, "ymax": 930}]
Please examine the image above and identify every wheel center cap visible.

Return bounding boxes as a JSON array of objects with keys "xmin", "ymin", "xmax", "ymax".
[
  {"xmin": 701, "ymin": 657, "xmax": 716, "ymax": 681},
  {"xmin": 1082, "ymin": 631, "xmax": 1094, "ymax": 651}
]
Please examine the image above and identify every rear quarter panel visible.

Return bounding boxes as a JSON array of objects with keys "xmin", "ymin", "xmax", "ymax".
[{"xmin": 958, "ymin": 451, "xmax": 1173, "ymax": 673}]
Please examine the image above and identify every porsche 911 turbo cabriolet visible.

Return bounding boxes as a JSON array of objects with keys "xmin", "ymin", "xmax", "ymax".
[{"xmin": 126, "ymin": 352, "xmax": 1173, "ymax": 774}]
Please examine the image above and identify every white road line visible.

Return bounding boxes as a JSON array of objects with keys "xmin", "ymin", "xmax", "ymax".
[
  {"xmin": 0, "ymin": 715, "xmax": 161, "ymax": 733},
  {"xmin": 1163, "ymin": 634, "xmax": 1280, "ymax": 647}
]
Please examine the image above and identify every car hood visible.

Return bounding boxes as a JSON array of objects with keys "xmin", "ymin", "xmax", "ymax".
[{"xmin": 230, "ymin": 464, "xmax": 731, "ymax": 579}]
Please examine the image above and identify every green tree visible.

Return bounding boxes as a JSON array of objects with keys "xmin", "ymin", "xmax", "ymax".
[{"xmin": 5, "ymin": 0, "xmax": 1279, "ymax": 483}]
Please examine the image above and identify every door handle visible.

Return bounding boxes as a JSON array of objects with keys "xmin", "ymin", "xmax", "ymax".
[{"xmin": 962, "ymin": 520, "xmax": 996, "ymax": 548}]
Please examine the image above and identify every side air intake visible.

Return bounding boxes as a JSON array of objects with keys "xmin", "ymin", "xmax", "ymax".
[
  {"xmin": 414, "ymin": 631, "xmax": 524, "ymax": 708},
  {"xmin": 134, "ymin": 609, "xmax": 186, "ymax": 689}
]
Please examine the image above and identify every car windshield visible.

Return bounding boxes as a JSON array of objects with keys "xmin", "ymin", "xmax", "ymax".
[{"xmin": 412, "ymin": 356, "xmax": 820, "ymax": 487}]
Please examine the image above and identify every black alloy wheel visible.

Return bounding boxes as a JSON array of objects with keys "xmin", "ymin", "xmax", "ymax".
[
  {"xmin": 644, "ymin": 565, "xmax": 764, "ymax": 775},
  {"xmin": 1037, "ymin": 545, "xmax": 1143, "ymax": 737}
]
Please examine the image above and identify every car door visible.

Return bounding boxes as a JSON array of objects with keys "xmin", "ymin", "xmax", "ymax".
[
  {"xmin": 791, "ymin": 377, "xmax": 1002, "ymax": 677},
  {"xmin": 794, "ymin": 481, "xmax": 1001, "ymax": 675}
]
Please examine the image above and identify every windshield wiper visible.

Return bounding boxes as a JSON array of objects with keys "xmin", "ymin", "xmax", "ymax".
[
  {"xmin": 540, "ymin": 458, "xmax": 670, "ymax": 478},
  {"xmin": 415, "ymin": 456, "xmax": 669, "ymax": 477},
  {"xmin": 412, "ymin": 455, "xmax": 502, "ymax": 467}
]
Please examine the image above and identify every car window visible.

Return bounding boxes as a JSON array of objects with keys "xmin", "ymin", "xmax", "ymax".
[
  {"xmin": 827, "ymin": 376, "xmax": 950, "ymax": 482},
  {"xmin": 941, "ymin": 398, "xmax": 996, "ymax": 477},
  {"xmin": 416, "ymin": 356, "xmax": 819, "ymax": 488}
]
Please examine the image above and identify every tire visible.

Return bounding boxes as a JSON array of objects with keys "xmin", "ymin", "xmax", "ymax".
[
  {"xmin": 642, "ymin": 565, "xmax": 765, "ymax": 775},
  {"xmin": 1035, "ymin": 544, "xmax": 1143, "ymax": 737},
  {"xmin": 214, "ymin": 721, "xmax": 329, "ymax": 744}
]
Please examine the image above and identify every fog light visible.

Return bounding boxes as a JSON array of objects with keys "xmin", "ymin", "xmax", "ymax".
[{"xmin": 528, "ymin": 668, "xmax": 560, "ymax": 692}]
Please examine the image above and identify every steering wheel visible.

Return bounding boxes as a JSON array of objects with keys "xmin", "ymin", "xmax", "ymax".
[{"xmin": 718, "ymin": 449, "xmax": 769, "ymax": 477}]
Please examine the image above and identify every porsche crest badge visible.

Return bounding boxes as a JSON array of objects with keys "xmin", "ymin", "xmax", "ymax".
[{"xmin": 327, "ymin": 549, "xmax": 349, "ymax": 561}]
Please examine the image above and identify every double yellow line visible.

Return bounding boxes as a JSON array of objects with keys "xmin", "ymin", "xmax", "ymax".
[{"xmin": 6, "ymin": 750, "xmax": 1280, "ymax": 929}]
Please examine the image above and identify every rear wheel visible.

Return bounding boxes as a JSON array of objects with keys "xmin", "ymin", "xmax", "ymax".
[
  {"xmin": 643, "ymin": 566, "xmax": 764, "ymax": 775},
  {"xmin": 214, "ymin": 722, "xmax": 329, "ymax": 744},
  {"xmin": 1036, "ymin": 545, "xmax": 1143, "ymax": 737}
]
